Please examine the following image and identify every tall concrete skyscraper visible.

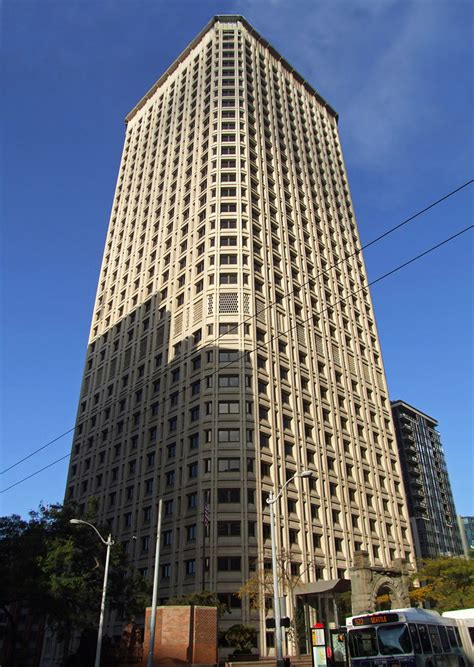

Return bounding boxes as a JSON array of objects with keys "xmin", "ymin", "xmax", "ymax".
[
  {"xmin": 391, "ymin": 400, "xmax": 463, "ymax": 560},
  {"xmin": 65, "ymin": 16, "xmax": 415, "ymax": 652}
]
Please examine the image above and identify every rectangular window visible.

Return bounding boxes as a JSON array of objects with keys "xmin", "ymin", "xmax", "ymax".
[
  {"xmin": 220, "ymin": 188, "xmax": 237, "ymax": 198},
  {"xmin": 168, "ymin": 417, "xmax": 177, "ymax": 431},
  {"xmin": 218, "ymin": 458, "xmax": 240, "ymax": 472},
  {"xmin": 217, "ymin": 521, "xmax": 241, "ymax": 537},
  {"xmin": 217, "ymin": 592, "xmax": 241, "ymax": 609},
  {"xmin": 219, "ymin": 273, "xmax": 238, "ymax": 284},
  {"xmin": 219, "ymin": 349, "xmax": 240, "ymax": 363},
  {"xmin": 220, "ymin": 217, "xmax": 237, "ymax": 228},
  {"xmin": 218, "ymin": 401, "xmax": 240, "ymax": 414},
  {"xmin": 217, "ymin": 488, "xmax": 240, "ymax": 503},
  {"xmin": 217, "ymin": 556, "xmax": 241, "ymax": 571},
  {"xmin": 220, "ymin": 254, "xmax": 238, "ymax": 265},
  {"xmin": 218, "ymin": 375, "xmax": 239, "ymax": 388},
  {"xmin": 147, "ymin": 452, "xmax": 155, "ymax": 467},
  {"xmin": 186, "ymin": 524, "xmax": 197, "ymax": 541},
  {"xmin": 185, "ymin": 559, "xmax": 196, "ymax": 575},
  {"xmin": 218, "ymin": 429, "xmax": 240, "ymax": 443},
  {"xmin": 219, "ymin": 322, "xmax": 238, "ymax": 335},
  {"xmin": 170, "ymin": 391, "xmax": 179, "ymax": 406}
]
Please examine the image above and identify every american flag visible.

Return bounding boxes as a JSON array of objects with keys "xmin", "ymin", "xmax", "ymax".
[{"xmin": 203, "ymin": 502, "xmax": 210, "ymax": 526}]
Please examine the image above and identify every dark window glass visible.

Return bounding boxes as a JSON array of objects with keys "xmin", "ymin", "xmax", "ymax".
[
  {"xmin": 378, "ymin": 624, "xmax": 412, "ymax": 656},
  {"xmin": 408, "ymin": 624, "xmax": 421, "ymax": 653},
  {"xmin": 417, "ymin": 625, "xmax": 432, "ymax": 654}
]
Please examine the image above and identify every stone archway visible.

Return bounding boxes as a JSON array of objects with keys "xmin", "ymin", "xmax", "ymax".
[
  {"xmin": 371, "ymin": 576, "xmax": 407, "ymax": 611},
  {"xmin": 349, "ymin": 551, "xmax": 412, "ymax": 615},
  {"xmin": 374, "ymin": 583, "xmax": 393, "ymax": 611}
]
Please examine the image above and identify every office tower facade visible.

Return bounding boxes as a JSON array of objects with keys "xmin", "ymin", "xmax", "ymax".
[
  {"xmin": 65, "ymin": 15, "xmax": 414, "ymax": 651},
  {"xmin": 461, "ymin": 517, "xmax": 474, "ymax": 549},
  {"xmin": 391, "ymin": 400, "xmax": 463, "ymax": 561},
  {"xmin": 458, "ymin": 516, "xmax": 474, "ymax": 556}
]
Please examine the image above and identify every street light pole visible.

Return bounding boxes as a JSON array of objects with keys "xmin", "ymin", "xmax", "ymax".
[
  {"xmin": 266, "ymin": 470, "xmax": 312, "ymax": 667},
  {"xmin": 268, "ymin": 490, "xmax": 284, "ymax": 667},
  {"xmin": 70, "ymin": 519, "xmax": 114, "ymax": 667},
  {"xmin": 147, "ymin": 498, "xmax": 163, "ymax": 667}
]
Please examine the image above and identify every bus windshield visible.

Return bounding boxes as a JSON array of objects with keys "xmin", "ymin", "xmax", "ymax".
[
  {"xmin": 348, "ymin": 628, "xmax": 378, "ymax": 657},
  {"xmin": 378, "ymin": 624, "xmax": 413, "ymax": 655},
  {"xmin": 349, "ymin": 624, "xmax": 413, "ymax": 657}
]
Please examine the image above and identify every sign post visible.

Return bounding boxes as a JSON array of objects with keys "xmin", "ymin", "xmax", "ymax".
[{"xmin": 310, "ymin": 623, "xmax": 327, "ymax": 667}]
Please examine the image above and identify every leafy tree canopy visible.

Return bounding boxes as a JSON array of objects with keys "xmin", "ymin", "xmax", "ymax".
[
  {"xmin": 410, "ymin": 556, "xmax": 474, "ymax": 612},
  {"xmin": 224, "ymin": 624, "xmax": 257, "ymax": 654},
  {"xmin": 166, "ymin": 590, "xmax": 228, "ymax": 616},
  {"xmin": 0, "ymin": 503, "xmax": 151, "ymax": 640}
]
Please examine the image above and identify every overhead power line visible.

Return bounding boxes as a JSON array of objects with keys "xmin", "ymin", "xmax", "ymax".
[
  {"xmin": 1, "ymin": 179, "xmax": 472, "ymax": 478},
  {"xmin": 1, "ymin": 222, "xmax": 472, "ymax": 496},
  {"xmin": 1, "ymin": 454, "xmax": 71, "ymax": 494},
  {"xmin": 217, "ymin": 225, "xmax": 474, "ymax": 376},
  {"xmin": 0, "ymin": 427, "xmax": 76, "ymax": 476}
]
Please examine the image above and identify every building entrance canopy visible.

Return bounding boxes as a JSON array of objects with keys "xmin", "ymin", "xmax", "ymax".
[{"xmin": 294, "ymin": 579, "xmax": 351, "ymax": 597}]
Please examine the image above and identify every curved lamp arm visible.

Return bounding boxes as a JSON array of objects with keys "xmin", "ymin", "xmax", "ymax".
[
  {"xmin": 70, "ymin": 519, "xmax": 114, "ymax": 546},
  {"xmin": 266, "ymin": 469, "xmax": 312, "ymax": 505}
]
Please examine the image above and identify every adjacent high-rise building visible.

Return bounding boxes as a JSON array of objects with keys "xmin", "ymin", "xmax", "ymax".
[
  {"xmin": 65, "ymin": 15, "xmax": 415, "ymax": 652},
  {"xmin": 391, "ymin": 400, "xmax": 463, "ymax": 560},
  {"xmin": 458, "ymin": 516, "xmax": 474, "ymax": 556}
]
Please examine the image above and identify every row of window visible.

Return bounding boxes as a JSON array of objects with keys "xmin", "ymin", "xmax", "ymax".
[{"xmin": 101, "ymin": 68, "xmax": 348, "ymax": 332}]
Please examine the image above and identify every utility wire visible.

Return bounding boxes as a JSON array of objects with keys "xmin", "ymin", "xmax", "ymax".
[
  {"xmin": 1, "ymin": 454, "xmax": 71, "ymax": 494},
  {"xmin": 1, "ymin": 223, "xmax": 471, "ymax": 495},
  {"xmin": 217, "ymin": 225, "xmax": 474, "ymax": 376},
  {"xmin": 360, "ymin": 179, "xmax": 472, "ymax": 251},
  {"xmin": 0, "ymin": 427, "xmax": 76, "ymax": 476},
  {"xmin": 1, "ymin": 180, "xmax": 472, "ymax": 477},
  {"xmin": 1, "ymin": 179, "xmax": 472, "ymax": 477},
  {"xmin": 170, "ymin": 179, "xmax": 474, "ymax": 373}
]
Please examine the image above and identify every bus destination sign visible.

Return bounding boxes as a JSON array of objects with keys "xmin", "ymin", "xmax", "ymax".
[{"xmin": 353, "ymin": 613, "xmax": 400, "ymax": 626}]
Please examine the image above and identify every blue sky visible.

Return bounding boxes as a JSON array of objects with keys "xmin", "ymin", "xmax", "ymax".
[{"xmin": 1, "ymin": 0, "xmax": 473, "ymax": 519}]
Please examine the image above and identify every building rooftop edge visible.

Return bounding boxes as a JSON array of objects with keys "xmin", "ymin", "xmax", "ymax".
[
  {"xmin": 125, "ymin": 14, "xmax": 338, "ymax": 123},
  {"xmin": 391, "ymin": 399, "xmax": 438, "ymax": 426}
]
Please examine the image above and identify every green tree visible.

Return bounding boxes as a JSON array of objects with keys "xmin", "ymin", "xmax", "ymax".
[
  {"xmin": 0, "ymin": 503, "xmax": 150, "ymax": 661},
  {"xmin": 166, "ymin": 590, "xmax": 228, "ymax": 616},
  {"xmin": 410, "ymin": 556, "xmax": 474, "ymax": 611},
  {"xmin": 225, "ymin": 624, "xmax": 257, "ymax": 654},
  {"xmin": 237, "ymin": 549, "xmax": 314, "ymax": 657}
]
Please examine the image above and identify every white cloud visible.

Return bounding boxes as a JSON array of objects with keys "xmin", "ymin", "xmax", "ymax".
[
  {"xmin": 342, "ymin": 2, "xmax": 440, "ymax": 164},
  {"xmin": 237, "ymin": 0, "xmax": 449, "ymax": 166}
]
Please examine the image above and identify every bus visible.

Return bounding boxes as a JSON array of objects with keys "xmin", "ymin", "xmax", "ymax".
[
  {"xmin": 442, "ymin": 610, "xmax": 474, "ymax": 665},
  {"xmin": 345, "ymin": 607, "xmax": 469, "ymax": 666}
]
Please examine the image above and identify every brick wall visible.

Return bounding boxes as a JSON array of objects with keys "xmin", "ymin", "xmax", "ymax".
[{"xmin": 142, "ymin": 606, "xmax": 217, "ymax": 666}]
